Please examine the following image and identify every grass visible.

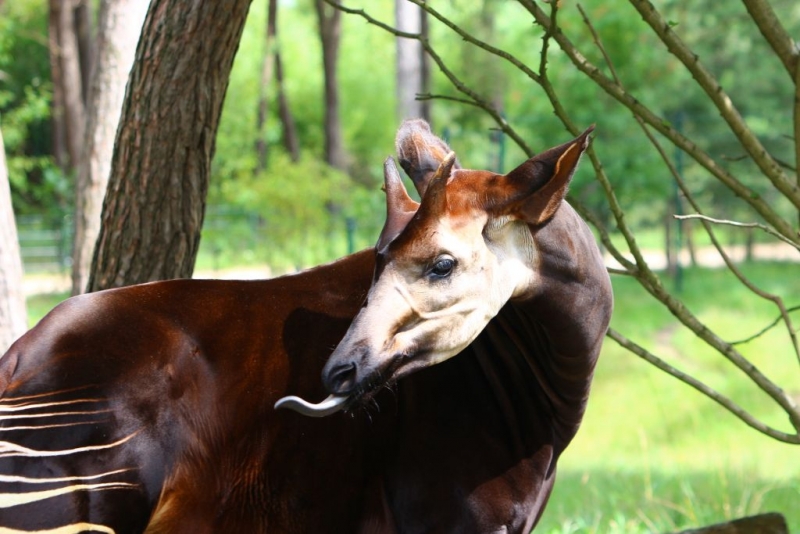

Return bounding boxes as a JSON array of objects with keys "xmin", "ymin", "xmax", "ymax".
[
  {"xmin": 537, "ymin": 261, "xmax": 800, "ymax": 533},
  {"xmin": 23, "ymin": 261, "xmax": 800, "ymax": 532}
]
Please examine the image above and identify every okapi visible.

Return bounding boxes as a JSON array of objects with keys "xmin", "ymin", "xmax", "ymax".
[{"xmin": 0, "ymin": 120, "xmax": 612, "ymax": 533}]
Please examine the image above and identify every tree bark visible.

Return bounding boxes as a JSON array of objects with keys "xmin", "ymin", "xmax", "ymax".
[
  {"xmin": 0, "ymin": 127, "xmax": 27, "ymax": 353},
  {"xmin": 275, "ymin": 34, "xmax": 299, "ymax": 162},
  {"xmin": 395, "ymin": 0, "xmax": 425, "ymax": 121},
  {"xmin": 71, "ymin": 0, "xmax": 150, "ymax": 295},
  {"xmin": 255, "ymin": 0, "xmax": 276, "ymax": 172},
  {"xmin": 314, "ymin": 0, "xmax": 346, "ymax": 170},
  {"xmin": 73, "ymin": 0, "xmax": 95, "ymax": 102},
  {"xmin": 47, "ymin": 3, "xmax": 68, "ymax": 171},
  {"xmin": 87, "ymin": 0, "xmax": 253, "ymax": 292},
  {"xmin": 675, "ymin": 512, "xmax": 788, "ymax": 533},
  {"xmin": 255, "ymin": 0, "xmax": 298, "ymax": 168},
  {"xmin": 48, "ymin": 0, "xmax": 87, "ymax": 172}
]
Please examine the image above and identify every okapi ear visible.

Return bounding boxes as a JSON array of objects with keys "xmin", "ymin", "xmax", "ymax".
[
  {"xmin": 377, "ymin": 157, "xmax": 420, "ymax": 252},
  {"xmin": 499, "ymin": 126, "xmax": 594, "ymax": 226},
  {"xmin": 396, "ymin": 119, "xmax": 461, "ymax": 198}
]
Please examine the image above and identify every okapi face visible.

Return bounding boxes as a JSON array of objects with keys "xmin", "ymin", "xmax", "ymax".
[{"xmin": 277, "ymin": 121, "xmax": 594, "ymax": 416}]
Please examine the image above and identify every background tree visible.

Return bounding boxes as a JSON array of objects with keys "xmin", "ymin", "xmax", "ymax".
[
  {"xmin": 395, "ymin": 0, "xmax": 427, "ymax": 122},
  {"xmin": 0, "ymin": 126, "xmax": 26, "ymax": 353},
  {"xmin": 47, "ymin": 0, "xmax": 88, "ymax": 174},
  {"xmin": 255, "ymin": 0, "xmax": 298, "ymax": 171},
  {"xmin": 71, "ymin": 0, "xmax": 149, "ymax": 295},
  {"xmin": 87, "ymin": 0, "xmax": 253, "ymax": 291},
  {"xmin": 314, "ymin": 0, "xmax": 346, "ymax": 171}
]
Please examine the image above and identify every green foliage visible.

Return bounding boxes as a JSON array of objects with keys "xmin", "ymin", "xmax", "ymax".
[
  {"xmin": 0, "ymin": 0, "xmax": 64, "ymax": 215},
  {"xmin": 203, "ymin": 149, "xmax": 383, "ymax": 272}
]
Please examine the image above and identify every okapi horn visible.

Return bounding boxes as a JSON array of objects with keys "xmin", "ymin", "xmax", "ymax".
[{"xmin": 377, "ymin": 157, "xmax": 419, "ymax": 252}]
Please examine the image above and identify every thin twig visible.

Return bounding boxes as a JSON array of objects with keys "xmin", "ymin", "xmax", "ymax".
[
  {"xmin": 740, "ymin": 0, "xmax": 798, "ymax": 81},
  {"xmin": 608, "ymin": 328, "xmax": 800, "ymax": 443},
  {"xmin": 628, "ymin": 0, "xmax": 800, "ymax": 211},
  {"xmin": 517, "ymin": 0, "xmax": 800, "ymax": 244},
  {"xmin": 675, "ymin": 214, "xmax": 800, "ymax": 252},
  {"xmin": 732, "ymin": 305, "xmax": 800, "ymax": 346},
  {"xmin": 580, "ymin": 3, "xmax": 800, "ymax": 409}
]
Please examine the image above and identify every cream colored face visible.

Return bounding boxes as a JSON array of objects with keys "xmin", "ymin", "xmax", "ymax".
[{"xmin": 322, "ymin": 207, "xmax": 536, "ymax": 398}]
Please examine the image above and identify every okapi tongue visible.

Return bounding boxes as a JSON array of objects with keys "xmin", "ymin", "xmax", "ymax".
[{"xmin": 274, "ymin": 394, "xmax": 349, "ymax": 417}]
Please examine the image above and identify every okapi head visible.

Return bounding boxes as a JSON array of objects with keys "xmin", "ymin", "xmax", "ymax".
[{"xmin": 276, "ymin": 120, "xmax": 593, "ymax": 416}]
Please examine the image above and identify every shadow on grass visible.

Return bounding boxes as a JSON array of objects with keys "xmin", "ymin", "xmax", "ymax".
[{"xmin": 538, "ymin": 467, "xmax": 799, "ymax": 533}]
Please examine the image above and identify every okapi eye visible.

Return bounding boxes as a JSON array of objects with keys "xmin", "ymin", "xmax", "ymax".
[{"xmin": 429, "ymin": 257, "xmax": 455, "ymax": 278}]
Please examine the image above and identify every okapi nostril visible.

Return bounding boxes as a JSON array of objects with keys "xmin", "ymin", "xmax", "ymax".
[{"xmin": 324, "ymin": 362, "xmax": 358, "ymax": 396}]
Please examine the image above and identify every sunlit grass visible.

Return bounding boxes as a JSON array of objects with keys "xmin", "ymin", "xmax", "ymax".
[{"xmin": 539, "ymin": 261, "xmax": 800, "ymax": 532}]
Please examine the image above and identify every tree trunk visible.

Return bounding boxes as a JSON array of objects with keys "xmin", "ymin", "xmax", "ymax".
[
  {"xmin": 48, "ymin": 3, "xmax": 68, "ymax": 171},
  {"xmin": 255, "ymin": 0, "xmax": 276, "ymax": 172},
  {"xmin": 71, "ymin": 0, "xmax": 150, "ymax": 295},
  {"xmin": 675, "ymin": 512, "xmax": 788, "ymax": 533},
  {"xmin": 419, "ymin": 8, "xmax": 430, "ymax": 124},
  {"xmin": 87, "ymin": 0, "xmax": 253, "ymax": 292},
  {"xmin": 74, "ymin": 0, "xmax": 95, "ymax": 102},
  {"xmin": 0, "ymin": 127, "xmax": 27, "ymax": 353},
  {"xmin": 275, "ymin": 39, "xmax": 299, "ymax": 162},
  {"xmin": 395, "ymin": 0, "xmax": 425, "ymax": 121},
  {"xmin": 48, "ymin": 0, "xmax": 87, "ymax": 172},
  {"xmin": 255, "ymin": 0, "xmax": 299, "ymax": 168},
  {"xmin": 314, "ymin": 0, "xmax": 345, "ymax": 171}
]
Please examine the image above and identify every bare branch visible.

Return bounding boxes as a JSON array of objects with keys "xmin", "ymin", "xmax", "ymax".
[
  {"xmin": 608, "ymin": 328, "xmax": 800, "ymax": 443},
  {"xmin": 741, "ymin": 0, "xmax": 798, "ymax": 80},
  {"xmin": 406, "ymin": 0, "xmax": 541, "ymax": 85},
  {"xmin": 581, "ymin": 1, "xmax": 800, "ymax": 402},
  {"xmin": 517, "ymin": 0, "xmax": 800, "ymax": 244},
  {"xmin": 732, "ymin": 305, "xmax": 800, "ymax": 346},
  {"xmin": 675, "ymin": 214, "xmax": 800, "ymax": 252},
  {"xmin": 628, "ymin": 0, "xmax": 800, "ymax": 211}
]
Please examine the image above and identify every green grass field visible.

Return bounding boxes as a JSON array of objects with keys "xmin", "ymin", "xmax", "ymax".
[
  {"xmin": 538, "ymin": 262, "xmax": 800, "ymax": 533},
  {"xmin": 24, "ymin": 261, "xmax": 800, "ymax": 532}
]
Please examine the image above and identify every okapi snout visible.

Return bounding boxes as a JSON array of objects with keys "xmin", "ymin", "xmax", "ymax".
[{"xmin": 323, "ymin": 360, "xmax": 358, "ymax": 396}]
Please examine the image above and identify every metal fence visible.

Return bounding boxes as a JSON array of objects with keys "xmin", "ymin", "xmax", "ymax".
[
  {"xmin": 15, "ymin": 206, "xmax": 364, "ymax": 275},
  {"xmin": 16, "ymin": 214, "xmax": 73, "ymax": 273}
]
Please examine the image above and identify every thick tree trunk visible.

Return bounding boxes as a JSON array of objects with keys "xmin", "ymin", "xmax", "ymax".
[
  {"xmin": 314, "ymin": 0, "xmax": 345, "ymax": 171},
  {"xmin": 71, "ymin": 0, "xmax": 150, "ymax": 295},
  {"xmin": 48, "ymin": 0, "xmax": 87, "ymax": 172},
  {"xmin": 395, "ymin": 0, "xmax": 425, "ymax": 121},
  {"xmin": 87, "ymin": 0, "xmax": 253, "ymax": 292},
  {"xmin": 0, "ymin": 128, "xmax": 27, "ymax": 353}
]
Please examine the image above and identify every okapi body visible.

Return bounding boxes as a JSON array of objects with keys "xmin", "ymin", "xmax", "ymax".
[{"xmin": 0, "ymin": 121, "xmax": 612, "ymax": 533}]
